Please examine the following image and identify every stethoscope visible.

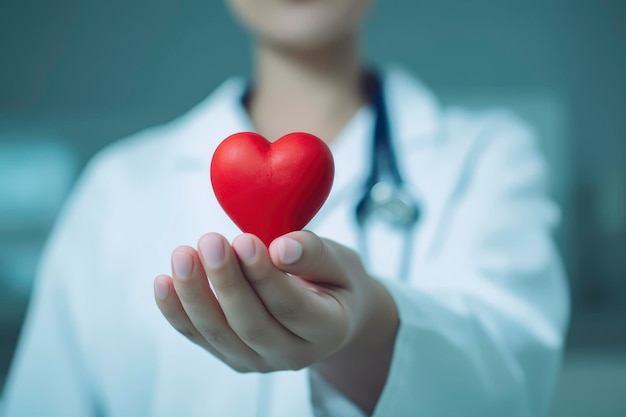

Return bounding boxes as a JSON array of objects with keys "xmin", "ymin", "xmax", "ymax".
[{"xmin": 355, "ymin": 72, "xmax": 421, "ymax": 281}]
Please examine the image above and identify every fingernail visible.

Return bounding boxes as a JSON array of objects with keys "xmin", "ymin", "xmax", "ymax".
[
  {"xmin": 233, "ymin": 234, "xmax": 256, "ymax": 264},
  {"xmin": 172, "ymin": 250, "xmax": 193, "ymax": 279},
  {"xmin": 277, "ymin": 237, "xmax": 302, "ymax": 265},
  {"xmin": 199, "ymin": 234, "xmax": 225, "ymax": 268},
  {"xmin": 154, "ymin": 276, "xmax": 169, "ymax": 300}
]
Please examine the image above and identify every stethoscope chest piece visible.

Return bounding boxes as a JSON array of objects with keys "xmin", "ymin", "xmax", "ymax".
[
  {"xmin": 369, "ymin": 180, "xmax": 420, "ymax": 228},
  {"xmin": 356, "ymin": 180, "xmax": 420, "ymax": 230}
]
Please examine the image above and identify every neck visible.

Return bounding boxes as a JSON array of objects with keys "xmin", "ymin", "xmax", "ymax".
[{"xmin": 248, "ymin": 35, "xmax": 365, "ymax": 144}]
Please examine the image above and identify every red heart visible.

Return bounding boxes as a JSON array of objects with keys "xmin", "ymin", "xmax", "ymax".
[{"xmin": 210, "ymin": 132, "xmax": 334, "ymax": 246}]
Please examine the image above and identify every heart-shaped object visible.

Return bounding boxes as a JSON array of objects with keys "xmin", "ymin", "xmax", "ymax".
[{"xmin": 210, "ymin": 132, "xmax": 334, "ymax": 246}]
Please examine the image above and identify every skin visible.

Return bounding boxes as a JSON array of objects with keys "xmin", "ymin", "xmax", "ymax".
[
  {"xmin": 154, "ymin": 1, "xmax": 399, "ymax": 414},
  {"xmin": 232, "ymin": 0, "xmax": 372, "ymax": 142}
]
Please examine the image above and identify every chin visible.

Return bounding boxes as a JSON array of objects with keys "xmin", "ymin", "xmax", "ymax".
[
  {"xmin": 265, "ymin": 21, "xmax": 354, "ymax": 51},
  {"xmin": 228, "ymin": 0, "xmax": 372, "ymax": 50}
]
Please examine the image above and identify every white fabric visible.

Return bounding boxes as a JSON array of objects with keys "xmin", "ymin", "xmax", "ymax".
[
  {"xmin": 309, "ymin": 371, "xmax": 366, "ymax": 417},
  {"xmin": 2, "ymin": 67, "xmax": 569, "ymax": 417}
]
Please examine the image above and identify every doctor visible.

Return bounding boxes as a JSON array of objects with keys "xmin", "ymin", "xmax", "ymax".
[{"xmin": 3, "ymin": 0, "xmax": 569, "ymax": 416}]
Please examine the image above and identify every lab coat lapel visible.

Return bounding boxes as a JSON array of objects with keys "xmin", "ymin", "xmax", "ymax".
[{"xmin": 383, "ymin": 67, "xmax": 477, "ymax": 264}]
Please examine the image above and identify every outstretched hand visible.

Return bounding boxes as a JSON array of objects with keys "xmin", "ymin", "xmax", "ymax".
[{"xmin": 154, "ymin": 231, "xmax": 398, "ymax": 414}]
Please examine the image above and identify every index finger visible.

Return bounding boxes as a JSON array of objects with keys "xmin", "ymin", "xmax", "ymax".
[{"xmin": 232, "ymin": 233, "xmax": 350, "ymax": 346}]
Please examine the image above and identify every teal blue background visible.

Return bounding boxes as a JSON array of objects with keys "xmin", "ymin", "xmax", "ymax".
[{"xmin": 1, "ymin": 1, "xmax": 625, "ymax": 415}]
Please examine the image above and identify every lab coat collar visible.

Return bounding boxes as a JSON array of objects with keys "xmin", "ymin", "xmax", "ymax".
[
  {"xmin": 167, "ymin": 66, "xmax": 443, "ymax": 166},
  {"xmin": 380, "ymin": 65, "xmax": 442, "ymax": 147},
  {"xmin": 166, "ymin": 78, "xmax": 252, "ymax": 165}
]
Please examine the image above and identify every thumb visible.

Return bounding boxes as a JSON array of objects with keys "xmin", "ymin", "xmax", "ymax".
[{"xmin": 268, "ymin": 231, "xmax": 362, "ymax": 286}]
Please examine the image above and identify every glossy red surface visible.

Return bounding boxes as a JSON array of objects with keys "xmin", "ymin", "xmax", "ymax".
[{"xmin": 210, "ymin": 132, "xmax": 334, "ymax": 246}]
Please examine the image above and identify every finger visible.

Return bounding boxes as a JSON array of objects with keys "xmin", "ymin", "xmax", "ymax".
[
  {"xmin": 170, "ymin": 246, "xmax": 261, "ymax": 367},
  {"xmin": 198, "ymin": 233, "xmax": 308, "ymax": 359},
  {"xmin": 154, "ymin": 274, "xmax": 228, "ymax": 361},
  {"xmin": 232, "ymin": 233, "xmax": 347, "ymax": 345},
  {"xmin": 269, "ymin": 231, "xmax": 360, "ymax": 288}
]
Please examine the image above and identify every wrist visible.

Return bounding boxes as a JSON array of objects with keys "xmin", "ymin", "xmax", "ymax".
[{"xmin": 312, "ymin": 276, "xmax": 399, "ymax": 414}]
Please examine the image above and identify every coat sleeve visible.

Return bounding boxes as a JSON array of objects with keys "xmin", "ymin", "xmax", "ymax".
[
  {"xmin": 372, "ymin": 114, "xmax": 570, "ymax": 417},
  {"xmin": 2, "ymin": 158, "xmax": 109, "ymax": 417}
]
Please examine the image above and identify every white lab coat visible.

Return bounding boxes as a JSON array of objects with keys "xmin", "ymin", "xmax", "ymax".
[{"xmin": 2, "ymin": 67, "xmax": 569, "ymax": 417}]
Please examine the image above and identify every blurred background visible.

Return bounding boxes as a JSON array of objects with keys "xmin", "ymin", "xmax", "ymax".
[{"xmin": 0, "ymin": 0, "xmax": 624, "ymax": 415}]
